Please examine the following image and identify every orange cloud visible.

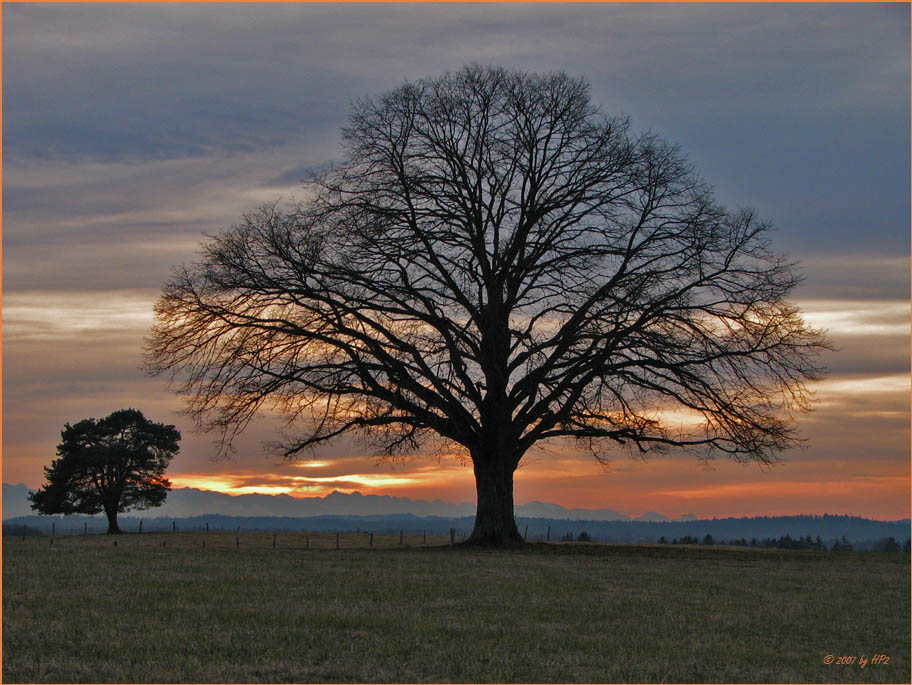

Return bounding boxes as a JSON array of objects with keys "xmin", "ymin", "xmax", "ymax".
[{"xmin": 649, "ymin": 476, "xmax": 909, "ymax": 501}]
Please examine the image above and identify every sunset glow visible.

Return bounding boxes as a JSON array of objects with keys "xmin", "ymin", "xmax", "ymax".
[
  {"xmin": 4, "ymin": 292, "xmax": 908, "ymax": 519},
  {"xmin": 4, "ymin": 4, "xmax": 908, "ymax": 524},
  {"xmin": 169, "ymin": 477, "xmax": 297, "ymax": 496}
]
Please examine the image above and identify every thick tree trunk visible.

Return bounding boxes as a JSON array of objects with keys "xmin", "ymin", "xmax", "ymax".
[
  {"xmin": 467, "ymin": 457, "xmax": 522, "ymax": 546},
  {"xmin": 105, "ymin": 508, "xmax": 121, "ymax": 534}
]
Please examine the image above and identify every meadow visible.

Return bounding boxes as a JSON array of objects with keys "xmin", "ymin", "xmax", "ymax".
[{"xmin": 3, "ymin": 531, "xmax": 909, "ymax": 683}]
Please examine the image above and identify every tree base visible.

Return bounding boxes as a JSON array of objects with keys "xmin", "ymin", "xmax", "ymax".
[
  {"xmin": 462, "ymin": 533, "xmax": 525, "ymax": 548},
  {"xmin": 470, "ymin": 456, "xmax": 522, "ymax": 547},
  {"xmin": 465, "ymin": 514, "xmax": 524, "ymax": 547}
]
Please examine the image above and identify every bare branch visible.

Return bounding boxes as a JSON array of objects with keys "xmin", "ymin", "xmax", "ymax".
[{"xmin": 146, "ymin": 65, "xmax": 829, "ymax": 545}]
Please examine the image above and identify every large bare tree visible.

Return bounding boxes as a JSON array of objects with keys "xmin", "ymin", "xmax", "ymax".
[{"xmin": 147, "ymin": 65, "xmax": 828, "ymax": 545}]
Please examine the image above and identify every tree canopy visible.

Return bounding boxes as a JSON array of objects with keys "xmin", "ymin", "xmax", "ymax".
[
  {"xmin": 29, "ymin": 408, "xmax": 180, "ymax": 533},
  {"xmin": 147, "ymin": 65, "xmax": 828, "ymax": 545}
]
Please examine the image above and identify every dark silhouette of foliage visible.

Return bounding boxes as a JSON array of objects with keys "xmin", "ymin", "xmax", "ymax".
[
  {"xmin": 876, "ymin": 537, "xmax": 901, "ymax": 553},
  {"xmin": 831, "ymin": 536, "xmax": 854, "ymax": 552},
  {"xmin": 147, "ymin": 65, "xmax": 828, "ymax": 546},
  {"xmin": 671, "ymin": 533, "xmax": 836, "ymax": 551},
  {"xmin": 28, "ymin": 409, "xmax": 180, "ymax": 534},
  {"xmin": 577, "ymin": 531, "xmax": 592, "ymax": 542},
  {"xmin": 2, "ymin": 524, "xmax": 43, "ymax": 538},
  {"xmin": 904, "ymin": 539, "xmax": 911, "ymax": 554}
]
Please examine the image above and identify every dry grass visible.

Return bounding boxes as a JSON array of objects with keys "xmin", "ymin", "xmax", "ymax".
[{"xmin": 3, "ymin": 532, "xmax": 909, "ymax": 683}]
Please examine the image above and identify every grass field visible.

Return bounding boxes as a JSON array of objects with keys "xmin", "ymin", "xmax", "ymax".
[{"xmin": 3, "ymin": 532, "xmax": 909, "ymax": 683}]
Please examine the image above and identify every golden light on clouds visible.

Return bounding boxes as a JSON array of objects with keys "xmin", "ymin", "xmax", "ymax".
[
  {"xmin": 291, "ymin": 474, "xmax": 418, "ymax": 488},
  {"xmin": 213, "ymin": 485, "xmax": 297, "ymax": 496},
  {"xmin": 649, "ymin": 476, "xmax": 909, "ymax": 501},
  {"xmin": 816, "ymin": 374, "xmax": 910, "ymax": 397},
  {"xmin": 169, "ymin": 476, "xmax": 265, "ymax": 494},
  {"xmin": 169, "ymin": 461, "xmax": 480, "ymax": 499},
  {"xmin": 3, "ymin": 292, "xmax": 154, "ymax": 339},
  {"xmin": 3, "ymin": 295, "xmax": 907, "ymax": 342},
  {"xmin": 3, "ymin": 290, "xmax": 907, "ymax": 518},
  {"xmin": 798, "ymin": 300, "xmax": 909, "ymax": 337}
]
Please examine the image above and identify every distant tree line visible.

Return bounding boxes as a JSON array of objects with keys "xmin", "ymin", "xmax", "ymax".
[
  {"xmin": 656, "ymin": 534, "xmax": 910, "ymax": 553},
  {"xmin": 513, "ymin": 514, "xmax": 910, "ymax": 545},
  {"xmin": 2, "ymin": 524, "xmax": 44, "ymax": 538},
  {"xmin": 6, "ymin": 513, "xmax": 909, "ymax": 554},
  {"xmin": 560, "ymin": 531, "xmax": 592, "ymax": 542}
]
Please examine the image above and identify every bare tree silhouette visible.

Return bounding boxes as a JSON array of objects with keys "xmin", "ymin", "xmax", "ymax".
[{"xmin": 147, "ymin": 65, "xmax": 828, "ymax": 545}]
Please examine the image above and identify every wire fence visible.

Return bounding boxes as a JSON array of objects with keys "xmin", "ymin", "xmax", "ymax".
[{"xmin": 4, "ymin": 526, "xmax": 469, "ymax": 551}]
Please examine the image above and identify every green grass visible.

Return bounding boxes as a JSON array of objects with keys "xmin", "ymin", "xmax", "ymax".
[{"xmin": 3, "ymin": 532, "xmax": 909, "ymax": 683}]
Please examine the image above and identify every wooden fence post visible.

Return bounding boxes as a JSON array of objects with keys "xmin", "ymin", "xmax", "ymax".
[
  {"xmin": 172, "ymin": 521, "xmax": 176, "ymax": 533},
  {"xmin": 450, "ymin": 528, "xmax": 455, "ymax": 545},
  {"xmin": 206, "ymin": 522, "xmax": 209, "ymax": 534},
  {"xmin": 370, "ymin": 532, "xmax": 374, "ymax": 548},
  {"xmin": 273, "ymin": 533, "xmax": 277, "ymax": 549},
  {"xmin": 84, "ymin": 522, "xmax": 87, "ymax": 536},
  {"xmin": 52, "ymin": 522, "xmax": 55, "ymax": 538},
  {"xmin": 524, "ymin": 524, "xmax": 528, "ymax": 541},
  {"xmin": 546, "ymin": 525, "xmax": 550, "ymax": 542},
  {"xmin": 139, "ymin": 520, "xmax": 143, "ymax": 534},
  {"xmin": 235, "ymin": 536, "xmax": 239, "ymax": 549},
  {"xmin": 423, "ymin": 530, "xmax": 427, "ymax": 545},
  {"xmin": 399, "ymin": 530, "xmax": 403, "ymax": 545}
]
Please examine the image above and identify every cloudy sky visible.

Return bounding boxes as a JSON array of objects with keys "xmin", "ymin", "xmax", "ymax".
[{"xmin": 3, "ymin": 3, "xmax": 909, "ymax": 519}]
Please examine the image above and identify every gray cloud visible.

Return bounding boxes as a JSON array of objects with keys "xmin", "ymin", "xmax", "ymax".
[
  {"xmin": 3, "ymin": 4, "xmax": 909, "ymax": 513},
  {"xmin": 5, "ymin": 3, "xmax": 907, "ymax": 282}
]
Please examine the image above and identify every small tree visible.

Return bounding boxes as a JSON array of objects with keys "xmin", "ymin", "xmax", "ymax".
[
  {"xmin": 878, "ymin": 537, "xmax": 900, "ymax": 553},
  {"xmin": 831, "ymin": 536, "xmax": 853, "ymax": 552},
  {"xmin": 29, "ymin": 409, "xmax": 180, "ymax": 533}
]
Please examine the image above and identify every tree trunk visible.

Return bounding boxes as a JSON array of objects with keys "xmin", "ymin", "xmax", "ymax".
[
  {"xmin": 467, "ymin": 456, "xmax": 522, "ymax": 546},
  {"xmin": 104, "ymin": 507, "xmax": 121, "ymax": 534}
]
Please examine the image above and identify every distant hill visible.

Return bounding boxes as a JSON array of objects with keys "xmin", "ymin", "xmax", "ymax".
[
  {"xmin": 2, "ymin": 484, "xmax": 33, "ymax": 519},
  {"xmin": 5, "ymin": 484, "xmax": 908, "ymax": 547},
  {"xmin": 5, "ymin": 512, "xmax": 908, "ymax": 549},
  {"xmin": 514, "ymin": 500, "xmax": 630, "ymax": 521},
  {"xmin": 2, "ymin": 482, "xmax": 686, "ymax": 522},
  {"xmin": 2, "ymin": 482, "xmax": 477, "ymax": 520}
]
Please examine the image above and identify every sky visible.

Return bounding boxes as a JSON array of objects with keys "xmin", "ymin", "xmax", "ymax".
[{"xmin": 3, "ymin": 3, "xmax": 909, "ymax": 520}]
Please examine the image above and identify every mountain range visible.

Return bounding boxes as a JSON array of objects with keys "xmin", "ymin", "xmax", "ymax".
[
  {"xmin": 5, "ymin": 483, "xmax": 907, "ymax": 546},
  {"xmin": 1, "ymin": 482, "xmax": 695, "ymax": 522}
]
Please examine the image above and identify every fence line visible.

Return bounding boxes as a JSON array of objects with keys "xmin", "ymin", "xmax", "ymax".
[{"xmin": 17, "ymin": 529, "xmax": 468, "ymax": 551}]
